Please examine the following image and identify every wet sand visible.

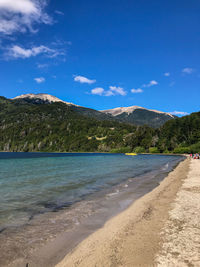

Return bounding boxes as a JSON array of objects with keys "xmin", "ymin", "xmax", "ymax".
[{"xmin": 56, "ymin": 157, "xmax": 195, "ymax": 267}]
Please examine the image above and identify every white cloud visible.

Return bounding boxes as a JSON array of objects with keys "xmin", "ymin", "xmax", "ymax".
[
  {"xmin": 0, "ymin": 0, "xmax": 52, "ymax": 35},
  {"xmin": 164, "ymin": 72, "xmax": 170, "ymax": 77},
  {"xmin": 5, "ymin": 45, "xmax": 63, "ymax": 59},
  {"xmin": 90, "ymin": 86, "xmax": 126, "ymax": 96},
  {"xmin": 91, "ymin": 87, "xmax": 104, "ymax": 95},
  {"xmin": 0, "ymin": 0, "xmax": 37, "ymax": 13},
  {"xmin": 131, "ymin": 88, "xmax": 143, "ymax": 93},
  {"xmin": 169, "ymin": 111, "xmax": 189, "ymax": 116},
  {"xmin": 74, "ymin": 75, "xmax": 96, "ymax": 84},
  {"xmin": 142, "ymin": 80, "xmax": 158, "ymax": 88},
  {"xmin": 109, "ymin": 86, "xmax": 127, "ymax": 96},
  {"xmin": 34, "ymin": 77, "xmax": 45, "ymax": 83},
  {"xmin": 104, "ymin": 90, "xmax": 114, "ymax": 96},
  {"xmin": 182, "ymin": 67, "xmax": 194, "ymax": 74}
]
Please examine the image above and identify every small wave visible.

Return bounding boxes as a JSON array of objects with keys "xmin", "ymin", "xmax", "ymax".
[
  {"xmin": 106, "ymin": 189, "xmax": 119, "ymax": 197},
  {"xmin": 162, "ymin": 163, "xmax": 169, "ymax": 171}
]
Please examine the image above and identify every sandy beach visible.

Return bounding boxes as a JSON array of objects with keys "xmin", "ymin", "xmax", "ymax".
[{"xmin": 55, "ymin": 157, "xmax": 200, "ymax": 267}]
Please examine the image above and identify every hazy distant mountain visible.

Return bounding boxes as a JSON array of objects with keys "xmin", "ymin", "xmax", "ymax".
[{"xmin": 101, "ymin": 106, "xmax": 176, "ymax": 128}]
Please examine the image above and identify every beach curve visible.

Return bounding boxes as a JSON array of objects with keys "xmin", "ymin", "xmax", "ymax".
[{"xmin": 55, "ymin": 157, "xmax": 198, "ymax": 266}]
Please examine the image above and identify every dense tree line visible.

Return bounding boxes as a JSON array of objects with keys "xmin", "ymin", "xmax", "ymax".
[{"xmin": 157, "ymin": 112, "xmax": 200, "ymax": 153}]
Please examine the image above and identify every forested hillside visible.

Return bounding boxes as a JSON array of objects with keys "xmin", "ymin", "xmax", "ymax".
[
  {"xmin": 157, "ymin": 112, "xmax": 200, "ymax": 153},
  {"xmin": 0, "ymin": 96, "xmax": 199, "ymax": 153},
  {"xmin": 0, "ymin": 97, "xmax": 155, "ymax": 152}
]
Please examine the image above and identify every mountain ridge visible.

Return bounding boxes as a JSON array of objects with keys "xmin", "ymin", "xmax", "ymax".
[
  {"xmin": 101, "ymin": 106, "xmax": 174, "ymax": 118},
  {"xmin": 13, "ymin": 93, "xmax": 78, "ymax": 106},
  {"xmin": 101, "ymin": 106, "xmax": 176, "ymax": 128},
  {"xmin": 0, "ymin": 94, "xmax": 199, "ymax": 154},
  {"xmin": 11, "ymin": 93, "xmax": 175, "ymax": 128}
]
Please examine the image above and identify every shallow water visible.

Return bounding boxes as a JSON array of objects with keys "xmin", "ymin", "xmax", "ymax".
[
  {"xmin": 0, "ymin": 152, "xmax": 181, "ymax": 229},
  {"xmin": 0, "ymin": 152, "xmax": 183, "ymax": 266}
]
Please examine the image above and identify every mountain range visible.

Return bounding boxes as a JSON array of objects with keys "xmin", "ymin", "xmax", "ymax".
[
  {"xmin": 13, "ymin": 93, "xmax": 176, "ymax": 128},
  {"xmin": 1, "ymin": 93, "xmax": 199, "ymax": 154}
]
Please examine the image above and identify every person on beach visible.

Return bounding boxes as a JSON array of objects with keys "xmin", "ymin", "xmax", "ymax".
[{"xmin": 193, "ymin": 153, "xmax": 200, "ymax": 159}]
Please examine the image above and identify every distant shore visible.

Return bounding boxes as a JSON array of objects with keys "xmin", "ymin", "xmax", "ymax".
[{"xmin": 55, "ymin": 157, "xmax": 194, "ymax": 267}]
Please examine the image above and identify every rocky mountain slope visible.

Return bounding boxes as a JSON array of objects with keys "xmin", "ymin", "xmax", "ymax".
[
  {"xmin": 101, "ymin": 106, "xmax": 176, "ymax": 128},
  {"xmin": 13, "ymin": 93, "xmax": 78, "ymax": 106}
]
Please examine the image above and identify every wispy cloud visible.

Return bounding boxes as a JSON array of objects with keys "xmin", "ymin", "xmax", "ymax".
[
  {"xmin": 74, "ymin": 75, "xmax": 96, "ymax": 84},
  {"xmin": 37, "ymin": 63, "xmax": 49, "ymax": 69},
  {"xmin": 182, "ymin": 67, "xmax": 194, "ymax": 74},
  {"xmin": 169, "ymin": 111, "xmax": 189, "ymax": 116},
  {"xmin": 104, "ymin": 90, "xmax": 115, "ymax": 96},
  {"xmin": 4, "ymin": 45, "xmax": 64, "ymax": 59},
  {"xmin": 0, "ymin": 0, "xmax": 52, "ymax": 36},
  {"xmin": 91, "ymin": 86, "xmax": 126, "ymax": 96},
  {"xmin": 91, "ymin": 87, "xmax": 104, "ymax": 95},
  {"xmin": 131, "ymin": 88, "xmax": 143, "ymax": 94},
  {"xmin": 55, "ymin": 10, "xmax": 64, "ymax": 15},
  {"xmin": 142, "ymin": 80, "xmax": 158, "ymax": 88},
  {"xmin": 169, "ymin": 81, "xmax": 175, "ymax": 87},
  {"xmin": 34, "ymin": 77, "xmax": 45, "ymax": 83},
  {"xmin": 164, "ymin": 72, "xmax": 170, "ymax": 77}
]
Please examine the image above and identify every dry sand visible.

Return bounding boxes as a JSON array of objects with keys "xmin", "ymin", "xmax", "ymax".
[
  {"xmin": 156, "ymin": 159, "xmax": 200, "ymax": 266},
  {"xmin": 56, "ymin": 157, "xmax": 200, "ymax": 267}
]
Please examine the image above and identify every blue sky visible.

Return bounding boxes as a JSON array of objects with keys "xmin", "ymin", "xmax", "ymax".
[{"xmin": 0, "ymin": 0, "xmax": 199, "ymax": 115}]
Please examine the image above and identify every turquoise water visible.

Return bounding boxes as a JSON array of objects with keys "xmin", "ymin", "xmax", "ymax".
[{"xmin": 0, "ymin": 152, "xmax": 183, "ymax": 230}]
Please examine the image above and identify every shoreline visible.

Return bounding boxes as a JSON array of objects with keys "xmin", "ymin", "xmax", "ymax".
[
  {"xmin": 55, "ymin": 157, "xmax": 191, "ymax": 267},
  {"xmin": 0, "ymin": 151, "xmax": 186, "ymax": 155}
]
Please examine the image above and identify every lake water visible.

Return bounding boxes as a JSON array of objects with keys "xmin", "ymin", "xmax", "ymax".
[{"xmin": 0, "ymin": 152, "xmax": 183, "ymax": 266}]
